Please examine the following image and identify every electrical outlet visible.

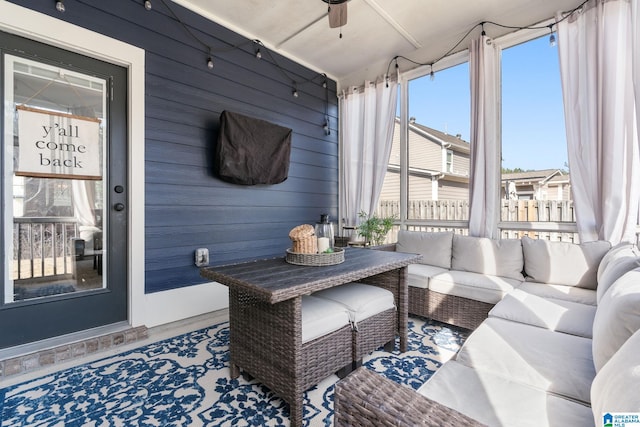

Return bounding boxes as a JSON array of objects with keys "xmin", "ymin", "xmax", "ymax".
[{"xmin": 195, "ymin": 248, "xmax": 209, "ymax": 267}]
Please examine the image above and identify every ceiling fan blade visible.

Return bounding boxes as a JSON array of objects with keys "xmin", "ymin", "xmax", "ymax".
[{"xmin": 328, "ymin": 3, "xmax": 347, "ymax": 28}]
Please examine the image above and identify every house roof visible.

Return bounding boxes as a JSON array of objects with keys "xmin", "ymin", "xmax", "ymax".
[
  {"xmin": 502, "ymin": 169, "xmax": 570, "ymax": 185},
  {"xmin": 409, "ymin": 121, "xmax": 470, "ymax": 153},
  {"xmin": 502, "ymin": 169, "xmax": 563, "ymax": 181}
]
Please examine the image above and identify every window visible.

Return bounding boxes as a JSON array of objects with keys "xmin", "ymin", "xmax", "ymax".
[
  {"xmin": 375, "ymin": 29, "xmax": 574, "ymax": 241},
  {"xmin": 500, "ymin": 35, "xmax": 575, "ymax": 241},
  {"xmin": 377, "ymin": 59, "xmax": 470, "ymax": 235}
]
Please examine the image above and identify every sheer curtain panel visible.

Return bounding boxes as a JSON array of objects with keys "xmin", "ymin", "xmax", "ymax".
[
  {"xmin": 558, "ymin": 0, "xmax": 639, "ymax": 244},
  {"xmin": 633, "ymin": 0, "xmax": 640, "ymax": 158},
  {"xmin": 468, "ymin": 35, "xmax": 501, "ymax": 239},
  {"xmin": 339, "ymin": 80, "xmax": 398, "ymax": 228}
]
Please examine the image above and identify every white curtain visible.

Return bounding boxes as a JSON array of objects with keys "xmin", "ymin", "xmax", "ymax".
[
  {"xmin": 633, "ymin": 0, "xmax": 640, "ymax": 152},
  {"xmin": 339, "ymin": 80, "xmax": 398, "ymax": 227},
  {"xmin": 558, "ymin": 0, "xmax": 639, "ymax": 244},
  {"xmin": 72, "ymin": 180, "xmax": 96, "ymax": 227},
  {"xmin": 468, "ymin": 35, "xmax": 501, "ymax": 239}
]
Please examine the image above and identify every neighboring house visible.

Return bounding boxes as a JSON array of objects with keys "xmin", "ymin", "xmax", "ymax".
[
  {"xmin": 379, "ymin": 117, "xmax": 470, "ymax": 201},
  {"xmin": 501, "ymin": 169, "xmax": 571, "ymax": 201},
  {"xmin": 380, "ymin": 122, "xmax": 571, "ymax": 204}
]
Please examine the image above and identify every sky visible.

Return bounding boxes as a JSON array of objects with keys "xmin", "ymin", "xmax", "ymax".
[{"xmin": 406, "ymin": 35, "xmax": 568, "ymax": 172}]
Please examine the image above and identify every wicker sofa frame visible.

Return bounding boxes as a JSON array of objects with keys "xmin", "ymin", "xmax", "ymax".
[
  {"xmin": 334, "ymin": 367, "xmax": 486, "ymax": 426},
  {"xmin": 374, "ymin": 243, "xmax": 493, "ymax": 330}
]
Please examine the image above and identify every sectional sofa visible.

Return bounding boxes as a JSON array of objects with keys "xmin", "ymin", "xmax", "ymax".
[{"xmin": 334, "ymin": 231, "xmax": 640, "ymax": 426}]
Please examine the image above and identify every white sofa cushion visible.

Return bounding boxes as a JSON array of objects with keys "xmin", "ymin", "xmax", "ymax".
[
  {"xmin": 419, "ymin": 361, "xmax": 595, "ymax": 427},
  {"xmin": 489, "ymin": 288, "xmax": 596, "ymax": 338},
  {"xmin": 429, "ymin": 270, "xmax": 521, "ymax": 304},
  {"xmin": 451, "ymin": 235, "xmax": 525, "ymax": 281},
  {"xmin": 301, "ymin": 295, "xmax": 350, "ymax": 343},
  {"xmin": 406, "ymin": 263, "xmax": 448, "ymax": 289},
  {"xmin": 597, "ymin": 242, "xmax": 636, "ymax": 282},
  {"xmin": 517, "ymin": 281, "xmax": 597, "ymax": 306},
  {"xmin": 521, "ymin": 236, "xmax": 611, "ymax": 289},
  {"xmin": 591, "ymin": 329, "xmax": 640, "ymax": 425},
  {"xmin": 396, "ymin": 230, "xmax": 453, "ymax": 269},
  {"xmin": 592, "ymin": 268, "xmax": 640, "ymax": 372},
  {"xmin": 456, "ymin": 317, "xmax": 595, "ymax": 403},
  {"xmin": 596, "ymin": 244, "xmax": 640, "ymax": 303},
  {"xmin": 312, "ymin": 282, "xmax": 395, "ymax": 324}
]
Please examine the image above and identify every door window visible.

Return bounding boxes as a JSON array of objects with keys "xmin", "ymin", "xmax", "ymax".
[{"xmin": 4, "ymin": 55, "xmax": 107, "ymax": 303}]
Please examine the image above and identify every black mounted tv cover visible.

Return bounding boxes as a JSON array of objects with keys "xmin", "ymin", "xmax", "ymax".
[{"xmin": 216, "ymin": 110, "xmax": 292, "ymax": 185}]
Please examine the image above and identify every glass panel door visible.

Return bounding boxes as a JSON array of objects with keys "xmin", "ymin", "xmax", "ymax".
[{"xmin": 1, "ymin": 31, "xmax": 128, "ymax": 349}]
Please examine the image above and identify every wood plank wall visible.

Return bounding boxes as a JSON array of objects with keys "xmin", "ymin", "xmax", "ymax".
[{"xmin": 11, "ymin": 0, "xmax": 339, "ymax": 293}]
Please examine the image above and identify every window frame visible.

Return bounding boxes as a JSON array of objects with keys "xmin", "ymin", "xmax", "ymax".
[
  {"xmin": 445, "ymin": 149, "xmax": 454, "ymax": 173},
  {"xmin": 393, "ymin": 21, "xmax": 577, "ymax": 236}
]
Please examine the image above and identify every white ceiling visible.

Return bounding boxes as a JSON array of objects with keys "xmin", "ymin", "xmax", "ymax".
[{"xmin": 174, "ymin": 0, "xmax": 582, "ymax": 88}]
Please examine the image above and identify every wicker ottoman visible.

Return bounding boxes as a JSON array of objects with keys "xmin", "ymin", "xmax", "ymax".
[{"xmin": 312, "ymin": 282, "xmax": 397, "ymax": 371}]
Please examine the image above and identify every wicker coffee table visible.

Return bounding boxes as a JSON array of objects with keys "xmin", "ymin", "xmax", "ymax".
[{"xmin": 200, "ymin": 247, "xmax": 421, "ymax": 427}]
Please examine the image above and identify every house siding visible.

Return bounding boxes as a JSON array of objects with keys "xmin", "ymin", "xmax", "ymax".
[
  {"xmin": 439, "ymin": 180, "xmax": 468, "ymax": 200},
  {"xmin": 8, "ymin": 0, "xmax": 339, "ymax": 293},
  {"xmin": 452, "ymin": 152, "xmax": 470, "ymax": 176}
]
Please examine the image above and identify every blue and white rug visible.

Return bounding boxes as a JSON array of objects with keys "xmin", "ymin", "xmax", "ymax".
[{"xmin": 0, "ymin": 317, "xmax": 467, "ymax": 426}]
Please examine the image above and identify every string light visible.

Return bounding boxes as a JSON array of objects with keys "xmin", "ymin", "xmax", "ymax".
[
  {"xmin": 155, "ymin": 0, "xmax": 331, "ymax": 132},
  {"xmin": 385, "ymin": 0, "xmax": 587, "ymax": 78},
  {"xmin": 323, "ymin": 116, "xmax": 331, "ymax": 135},
  {"xmin": 144, "ymin": 0, "xmax": 152, "ymax": 11},
  {"xmin": 429, "ymin": 67, "xmax": 435, "ymax": 81},
  {"xmin": 55, "ymin": 0, "xmax": 65, "ymax": 12}
]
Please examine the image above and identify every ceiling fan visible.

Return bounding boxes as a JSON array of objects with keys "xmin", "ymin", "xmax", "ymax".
[{"xmin": 322, "ymin": 0, "xmax": 348, "ymax": 31}]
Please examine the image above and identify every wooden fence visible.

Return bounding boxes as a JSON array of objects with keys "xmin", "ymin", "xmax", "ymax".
[{"xmin": 376, "ymin": 199, "xmax": 578, "ymax": 242}]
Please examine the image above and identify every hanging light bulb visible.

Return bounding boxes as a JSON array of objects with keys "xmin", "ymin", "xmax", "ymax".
[
  {"xmin": 292, "ymin": 87, "xmax": 299, "ymax": 98},
  {"xmin": 549, "ymin": 24, "xmax": 557, "ymax": 47},
  {"xmin": 55, "ymin": 0, "xmax": 65, "ymax": 12},
  {"xmin": 255, "ymin": 48, "xmax": 262, "ymax": 59},
  {"xmin": 323, "ymin": 116, "xmax": 330, "ymax": 135},
  {"xmin": 322, "ymin": 79, "xmax": 327, "ymax": 89},
  {"xmin": 429, "ymin": 68, "xmax": 435, "ymax": 81},
  {"xmin": 144, "ymin": 0, "xmax": 152, "ymax": 10},
  {"xmin": 207, "ymin": 56, "xmax": 214, "ymax": 69}
]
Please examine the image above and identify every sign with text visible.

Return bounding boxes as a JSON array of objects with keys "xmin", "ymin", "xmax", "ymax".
[{"xmin": 16, "ymin": 106, "xmax": 102, "ymax": 180}]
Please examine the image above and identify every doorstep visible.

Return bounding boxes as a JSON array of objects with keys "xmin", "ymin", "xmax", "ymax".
[{"xmin": 0, "ymin": 324, "xmax": 148, "ymax": 381}]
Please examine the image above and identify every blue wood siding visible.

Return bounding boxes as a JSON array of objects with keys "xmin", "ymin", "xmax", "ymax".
[{"xmin": 11, "ymin": 0, "xmax": 339, "ymax": 293}]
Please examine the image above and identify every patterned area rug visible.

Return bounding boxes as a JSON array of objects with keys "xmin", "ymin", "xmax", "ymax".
[{"xmin": 0, "ymin": 317, "xmax": 468, "ymax": 427}]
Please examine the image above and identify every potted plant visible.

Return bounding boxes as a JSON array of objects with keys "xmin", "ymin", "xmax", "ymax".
[{"xmin": 357, "ymin": 211, "xmax": 396, "ymax": 246}]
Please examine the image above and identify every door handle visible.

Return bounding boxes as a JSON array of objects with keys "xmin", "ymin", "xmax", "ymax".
[{"xmin": 114, "ymin": 203, "xmax": 125, "ymax": 211}]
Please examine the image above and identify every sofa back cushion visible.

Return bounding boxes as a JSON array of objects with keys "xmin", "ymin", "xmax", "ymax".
[
  {"xmin": 396, "ymin": 230, "xmax": 453, "ymax": 269},
  {"xmin": 451, "ymin": 235, "xmax": 524, "ymax": 281},
  {"xmin": 596, "ymin": 243, "xmax": 640, "ymax": 303},
  {"xmin": 592, "ymin": 268, "xmax": 640, "ymax": 372},
  {"xmin": 591, "ymin": 328, "xmax": 640, "ymax": 424},
  {"xmin": 521, "ymin": 236, "xmax": 611, "ymax": 289}
]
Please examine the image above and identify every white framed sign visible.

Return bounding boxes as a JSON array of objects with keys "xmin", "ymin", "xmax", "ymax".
[{"xmin": 16, "ymin": 105, "xmax": 102, "ymax": 180}]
